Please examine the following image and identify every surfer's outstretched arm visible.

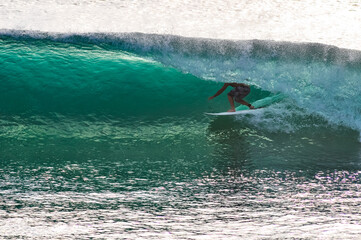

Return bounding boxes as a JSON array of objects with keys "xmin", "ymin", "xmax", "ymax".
[{"xmin": 208, "ymin": 83, "xmax": 229, "ymax": 100}]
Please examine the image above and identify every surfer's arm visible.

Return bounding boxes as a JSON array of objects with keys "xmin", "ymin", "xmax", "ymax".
[{"xmin": 208, "ymin": 83, "xmax": 229, "ymax": 100}]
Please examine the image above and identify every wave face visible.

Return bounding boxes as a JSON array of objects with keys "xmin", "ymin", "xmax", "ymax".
[{"xmin": 1, "ymin": 31, "xmax": 361, "ymax": 137}]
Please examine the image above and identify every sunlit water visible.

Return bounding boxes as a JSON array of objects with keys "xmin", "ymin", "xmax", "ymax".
[{"xmin": 1, "ymin": 117, "xmax": 361, "ymax": 239}]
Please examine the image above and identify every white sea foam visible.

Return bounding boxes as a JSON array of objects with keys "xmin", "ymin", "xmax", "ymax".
[{"xmin": 0, "ymin": 0, "xmax": 361, "ymax": 50}]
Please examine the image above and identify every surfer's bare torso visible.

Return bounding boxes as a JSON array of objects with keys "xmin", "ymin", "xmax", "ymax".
[{"xmin": 208, "ymin": 82, "xmax": 254, "ymax": 112}]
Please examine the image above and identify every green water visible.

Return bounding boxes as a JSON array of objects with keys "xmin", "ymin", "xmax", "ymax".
[{"xmin": 1, "ymin": 34, "xmax": 361, "ymax": 239}]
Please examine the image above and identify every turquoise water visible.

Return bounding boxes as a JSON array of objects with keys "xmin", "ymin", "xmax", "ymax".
[{"xmin": 1, "ymin": 32, "xmax": 361, "ymax": 239}]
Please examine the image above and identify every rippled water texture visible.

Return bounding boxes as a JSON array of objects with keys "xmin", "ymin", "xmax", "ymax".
[{"xmin": 1, "ymin": 115, "xmax": 361, "ymax": 239}]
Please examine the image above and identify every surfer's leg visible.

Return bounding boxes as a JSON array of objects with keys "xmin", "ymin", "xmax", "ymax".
[
  {"xmin": 227, "ymin": 95, "xmax": 236, "ymax": 112},
  {"xmin": 235, "ymin": 98, "xmax": 254, "ymax": 109}
]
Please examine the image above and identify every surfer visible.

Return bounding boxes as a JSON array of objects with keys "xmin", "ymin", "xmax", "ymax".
[{"xmin": 208, "ymin": 83, "xmax": 254, "ymax": 112}]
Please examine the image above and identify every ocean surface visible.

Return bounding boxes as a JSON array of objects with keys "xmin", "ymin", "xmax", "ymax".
[{"xmin": 1, "ymin": 0, "xmax": 361, "ymax": 239}]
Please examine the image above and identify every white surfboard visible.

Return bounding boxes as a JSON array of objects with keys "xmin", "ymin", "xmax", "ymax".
[
  {"xmin": 205, "ymin": 94, "xmax": 284, "ymax": 116},
  {"xmin": 205, "ymin": 108, "xmax": 261, "ymax": 116}
]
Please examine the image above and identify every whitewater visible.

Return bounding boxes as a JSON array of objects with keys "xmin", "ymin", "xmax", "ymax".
[
  {"xmin": 1, "ymin": 0, "xmax": 361, "ymax": 50},
  {"xmin": 1, "ymin": 0, "xmax": 361, "ymax": 239}
]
